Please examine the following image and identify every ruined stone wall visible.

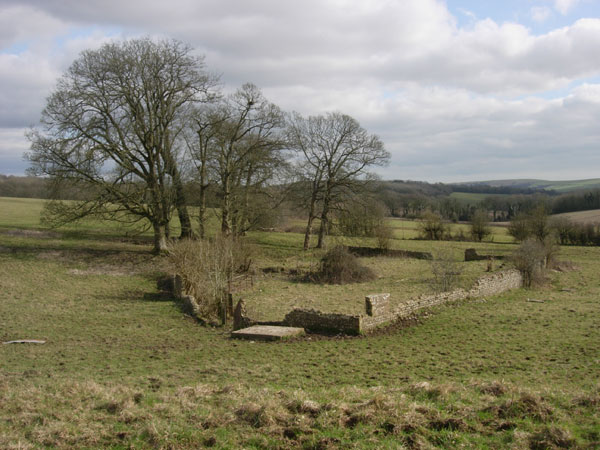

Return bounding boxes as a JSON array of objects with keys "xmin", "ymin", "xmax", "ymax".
[
  {"xmin": 284, "ymin": 309, "xmax": 362, "ymax": 335},
  {"xmin": 467, "ymin": 269, "xmax": 522, "ymax": 297},
  {"xmin": 360, "ymin": 269, "xmax": 523, "ymax": 332},
  {"xmin": 174, "ymin": 268, "xmax": 523, "ymax": 335}
]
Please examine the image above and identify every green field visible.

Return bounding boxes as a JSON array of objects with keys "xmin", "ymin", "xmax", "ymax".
[
  {"xmin": 1, "ymin": 197, "xmax": 599, "ymax": 448},
  {"xmin": 456, "ymin": 178, "xmax": 600, "ymax": 193},
  {"xmin": 449, "ymin": 192, "xmax": 509, "ymax": 206}
]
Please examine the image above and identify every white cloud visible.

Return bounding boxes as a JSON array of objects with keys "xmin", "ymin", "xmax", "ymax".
[
  {"xmin": 531, "ymin": 6, "xmax": 552, "ymax": 23},
  {"xmin": 0, "ymin": 128, "xmax": 30, "ymax": 174},
  {"xmin": 1, "ymin": 0, "xmax": 600, "ymax": 180},
  {"xmin": 555, "ymin": 0, "xmax": 580, "ymax": 15}
]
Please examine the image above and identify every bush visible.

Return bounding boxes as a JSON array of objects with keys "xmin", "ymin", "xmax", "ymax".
[
  {"xmin": 508, "ymin": 213, "xmax": 530, "ymax": 242},
  {"xmin": 508, "ymin": 207, "xmax": 551, "ymax": 243},
  {"xmin": 470, "ymin": 210, "xmax": 491, "ymax": 242},
  {"xmin": 167, "ymin": 237, "xmax": 254, "ymax": 320},
  {"xmin": 374, "ymin": 224, "xmax": 394, "ymax": 251},
  {"xmin": 511, "ymin": 238, "xmax": 546, "ymax": 288},
  {"xmin": 430, "ymin": 249, "xmax": 463, "ymax": 292},
  {"xmin": 336, "ymin": 199, "xmax": 388, "ymax": 238},
  {"xmin": 551, "ymin": 217, "xmax": 600, "ymax": 246},
  {"xmin": 418, "ymin": 211, "xmax": 448, "ymax": 240},
  {"xmin": 313, "ymin": 245, "xmax": 376, "ymax": 284}
]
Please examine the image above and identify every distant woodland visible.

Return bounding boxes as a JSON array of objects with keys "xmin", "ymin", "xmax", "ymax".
[{"xmin": 3, "ymin": 174, "xmax": 600, "ymax": 221}]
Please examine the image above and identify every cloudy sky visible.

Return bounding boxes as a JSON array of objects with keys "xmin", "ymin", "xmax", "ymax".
[{"xmin": 1, "ymin": 0, "xmax": 600, "ymax": 182}]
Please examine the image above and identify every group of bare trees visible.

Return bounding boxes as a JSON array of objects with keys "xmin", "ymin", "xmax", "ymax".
[
  {"xmin": 27, "ymin": 38, "xmax": 389, "ymax": 253},
  {"xmin": 287, "ymin": 112, "xmax": 389, "ymax": 249}
]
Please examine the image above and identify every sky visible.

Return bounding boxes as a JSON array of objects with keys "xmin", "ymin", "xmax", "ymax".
[{"xmin": 1, "ymin": 0, "xmax": 600, "ymax": 183}]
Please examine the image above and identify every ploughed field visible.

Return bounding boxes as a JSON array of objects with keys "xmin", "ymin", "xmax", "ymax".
[{"xmin": 1, "ymin": 197, "xmax": 598, "ymax": 448}]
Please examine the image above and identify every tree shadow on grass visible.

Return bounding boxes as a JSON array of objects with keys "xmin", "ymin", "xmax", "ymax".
[{"xmin": 140, "ymin": 290, "xmax": 176, "ymax": 302}]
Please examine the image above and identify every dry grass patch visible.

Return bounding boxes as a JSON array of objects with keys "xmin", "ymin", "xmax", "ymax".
[{"xmin": 0, "ymin": 377, "xmax": 597, "ymax": 448}]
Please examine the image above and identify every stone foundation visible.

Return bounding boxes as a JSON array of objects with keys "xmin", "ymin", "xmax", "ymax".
[
  {"xmin": 464, "ymin": 248, "xmax": 505, "ymax": 262},
  {"xmin": 278, "ymin": 269, "xmax": 522, "ymax": 335},
  {"xmin": 284, "ymin": 309, "xmax": 362, "ymax": 335},
  {"xmin": 348, "ymin": 246, "xmax": 432, "ymax": 260},
  {"xmin": 173, "ymin": 267, "xmax": 523, "ymax": 336}
]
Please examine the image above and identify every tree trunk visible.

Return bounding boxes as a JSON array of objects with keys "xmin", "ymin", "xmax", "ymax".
[
  {"xmin": 171, "ymin": 163, "xmax": 193, "ymax": 239},
  {"xmin": 303, "ymin": 193, "xmax": 319, "ymax": 250},
  {"xmin": 152, "ymin": 221, "xmax": 169, "ymax": 254},
  {"xmin": 303, "ymin": 215, "xmax": 314, "ymax": 250},
  {"xmin": 221, "ymin": 190, "xmax": 232, "ymax": 235},
  {"xmin": 198, "ymin": 184, "xmax": 207, "ymax": 239},
  {"xmin": 317, "ymin": 196, "xmax": 330, "ymax": 249},
  {"xmin": 198, "ymin": 157, "xmax": 208, "ymax": 238},
  {"xmin": 177, "ymin": 204, "xmax": 193, "ymax": 239}
]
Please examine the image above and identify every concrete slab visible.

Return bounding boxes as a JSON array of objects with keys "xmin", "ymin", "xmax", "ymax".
[{"xmin": 231, "ymin": 325, "xmax": 305, "ymax": 341}]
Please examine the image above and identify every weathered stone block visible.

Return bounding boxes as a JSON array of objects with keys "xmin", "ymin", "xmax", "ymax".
[
  {"xmin": 182, "ymin": 294, "xmax": 200, "ymax": 317},
  {"xmin": 173, "ymin": 274, "xmax": 184, "ymax": 299},
  {"xmin": 233, "ymin": 299, "xmax": 251, "ymax": 331},
  {"xmin": 365, "ymin": 293, "xmax": 391, "ymax": 316},
  {"xmin": 284, "ymin": 309, "xmax": 362, "ymax": 335},
  {"xmin": 231, "ymin": 325, "xmax": 305, "ymax": 341}
]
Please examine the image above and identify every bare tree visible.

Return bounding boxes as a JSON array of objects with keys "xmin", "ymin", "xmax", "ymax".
[
  {"xmin": 470, "ymin": 209, "xmax": 491, "ymax": 242},
  {"xmin": 189, "ymin": 83, "xmax": 288, "ymax": 236},
  {"xmin": 287, "ymin": 112, "xmax": 390, "ymax": 249},
  {"xmin": 27, "ymin": 38, "xmax": 218, "ymax": 253}
]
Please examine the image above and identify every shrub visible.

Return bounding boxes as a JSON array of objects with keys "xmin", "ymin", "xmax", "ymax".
[
  {"xmin": 313, "ymin": 245, "xmax": 376, "ymax": 284},
  {"xmin": 336, "ymin": 199, "xmax": 388, "ymax": 238},
  {"xmin": 508, "ymin": 207, "xmax": 551, "ymax": 243},
  {"xmin": 551, "ymin": 217, "xmax": 600, "ymax": 246},
  {"xmin": 508, "ymin": 213, "xmax": 530, "ymax": 242},
  {"xmin": 550, "ymin": 216, "xmax": 573, "ymax": 245},
  {"xmin": 418, "ymin": 211, "xmax": 448, "ymax": 240},
  {"xmin": 511, "ymin": 238, "xmax": 546, "ymax": 288},
  {"xmin": 374, "ymin": 224, "xmax": 394, "ymax": 251},
  {"xmin": 167, "ymin": 237, "xmax": 254, "ymax": 320},
  {"xmin": 430, "ymin": 249, "xmax": 463, "ymax": 292},
  {"xmin": 470, "ymin": 210, "xmax": 491, "ymax": 242}
]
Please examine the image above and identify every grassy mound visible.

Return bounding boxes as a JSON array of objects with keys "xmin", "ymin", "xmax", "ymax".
[{"xmin": 313, "ymin": 245, "xmax": 376, "ymax": 284}]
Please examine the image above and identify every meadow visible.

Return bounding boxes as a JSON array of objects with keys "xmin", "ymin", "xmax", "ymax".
[{"xmin": 1, "ymin": 197, "xmax": 598, "ymax": 449}]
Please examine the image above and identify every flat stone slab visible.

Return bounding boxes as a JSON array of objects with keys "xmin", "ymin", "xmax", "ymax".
[{"xmin": 231, "ymin": 325, "xmax": 305, "ymax": 341}]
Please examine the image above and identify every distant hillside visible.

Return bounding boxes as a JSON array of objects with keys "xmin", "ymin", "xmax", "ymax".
[
  {"xmin": 553, "ymin": 209, "xmax": 600, "ymax": 225},
  {"xmin": 455, "ymin": 178, "xmax": 600, "ymax": 193}
]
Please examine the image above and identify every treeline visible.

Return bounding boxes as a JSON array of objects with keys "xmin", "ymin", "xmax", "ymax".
[
  {"xmin": 375, "ymin": 181, "xmax": 553, "ymax": 222},
  {"xmin": 5, "ymin": 173, "xmax": 600, "ymax": 225},
  {"xmin": 551, "ymin": 190, "xmax": 600, "ymax": 214},
  {"xmin": 376, "ymin": 180, "xmax": 600, "ymax": 222},
  {"xmin": 0, "ymin": 175, "xmax": 47, "ymax": 199},
  {"xmin": 447, "ymin": 183, "xmax": 552, "ymax": 196}
]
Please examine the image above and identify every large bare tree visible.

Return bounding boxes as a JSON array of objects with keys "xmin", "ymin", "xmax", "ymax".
[
  {"xmin": 287, "ymin": 112, "xmax": 390, "ymax": 249},
  {"xmin": 188, "ymin": 83, "xmax": 288, "ymax": 236},
  {"xmin": 27, "ymin": 38, "xmax": 217, "ymax": 253}
]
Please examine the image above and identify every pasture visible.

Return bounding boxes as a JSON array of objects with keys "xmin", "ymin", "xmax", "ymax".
[{"xmin": 1, "ymin": 197, "xmax": 598, "ymax": 448}]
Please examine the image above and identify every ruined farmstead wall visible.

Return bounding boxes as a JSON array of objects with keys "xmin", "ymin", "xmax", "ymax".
[
  {"xmin": 361, "ymin": 269, "xmax": 523, "ymax": 332},
  {"xmin": 177, "ymin": 269, "xmax": 523, "ymax": 335},
  {"xmin": 279, "ymin": 269, "xmax": 523, "ymax": 334},
  {"xmin": 284, "ymin": 309, "xmax": 362, "ymax": 335}
]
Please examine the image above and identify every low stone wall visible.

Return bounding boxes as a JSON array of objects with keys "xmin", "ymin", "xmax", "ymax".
[
  {"xmin": 280, "ymin": 269, "xmax": 523, "ymax": 334},
  {"xmin": 174, "ymin": 268, "xmax": 523, "ymax": 335},
  {"xmin": 360, "ymin": 269, "xmax": 523, "ymax": 332},
  {"xmin": 349, "ymin": 246, "xmax": 432, "ymax": 260},
  {"xmin": 467, "ymin": 269, "xmax": 522, "ymax": 297},
  {"xmin": 284, "ymin": 309, "xmax": 362, "ymax": 335},
  {"xmin": 464, "ymin": 248, "xmax": 506, "ymax": 261}
]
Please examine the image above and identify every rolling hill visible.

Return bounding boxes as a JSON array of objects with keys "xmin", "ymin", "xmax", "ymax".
[{"xmin": 455, "ymin": 178, "xmax": 600, "ymax": 193}]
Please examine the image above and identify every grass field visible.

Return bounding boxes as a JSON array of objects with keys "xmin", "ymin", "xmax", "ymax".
[
  {"xmin": 554, "ymin": 209, "xmax": 600, "ymax": 225},
  {"xmin": 1, "ymin": 197, "xmax": 599, "ymax": 448},
  {"xmin": 449, "ymin": 192, "xmax": 508, "ymax": 206}
]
